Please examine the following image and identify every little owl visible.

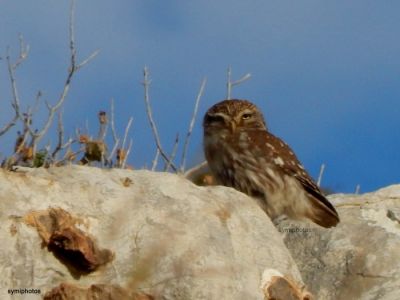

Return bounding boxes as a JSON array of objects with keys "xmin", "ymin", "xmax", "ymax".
[{"xmin": 203, "ymin": 99, "xmax": 339, "ymax": 228}]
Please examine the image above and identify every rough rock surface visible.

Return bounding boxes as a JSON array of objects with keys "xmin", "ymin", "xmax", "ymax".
[
  {"xmin": 277, "ymin": 185, "xmax": 400, "ymax": 300},
  {"xmin": 43, "ymin": 282, "xmax": 153, "ymax": 300},
  {"xmin": 260, "ymin": 269, "xmax": 313, "ymax": 300},
  {"xmin": 0, "ymin": 166, "xmax": 302, "ymax": 300}
]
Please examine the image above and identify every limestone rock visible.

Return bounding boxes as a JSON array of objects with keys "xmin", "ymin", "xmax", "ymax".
[
  {"xmin": 24, "ymin": 208, "xmax": 114, "ymax": 276},
  {"xmin": 43, "ymin": 283, "xmax": 153, "ymax": 300},
  {"xmin": 260, "ymin": 268, "xmax": 313, "ymax": 300},
  {"xmin": 278, "ymin": 185, "xmax": 400, "ymax": 300},
  {"xmin": 0, "ymin": 166, "xmax": 302, "ymax": 300}
]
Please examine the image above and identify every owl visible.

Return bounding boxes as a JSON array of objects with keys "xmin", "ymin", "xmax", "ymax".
[{"xmin": 203, "ymin": 99, "xmax": 339, "ymax": 228}]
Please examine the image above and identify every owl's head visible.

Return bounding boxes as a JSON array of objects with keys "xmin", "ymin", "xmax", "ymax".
[{"xmin": 203, "ymin": 99, "xmax": 267, "ymax": 135}]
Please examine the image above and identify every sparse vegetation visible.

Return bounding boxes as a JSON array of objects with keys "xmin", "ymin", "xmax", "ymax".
[{"xmin": 0, "ymin": 1, "xmax": 252, "ymax": 178}]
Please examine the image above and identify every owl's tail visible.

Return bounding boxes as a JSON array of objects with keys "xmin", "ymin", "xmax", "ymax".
[{"xmin": 305, "ymin": 187, "xmax": 340, "ymax": 228}]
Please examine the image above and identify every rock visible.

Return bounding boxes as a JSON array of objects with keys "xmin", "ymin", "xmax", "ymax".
[
  {"xmin": 0, "ymin": 165, "xmax": 302, "ymax": 300},
  {"xmin": 260, "ymin": 269, "xmax": 313, "ymax": 300},
  {"xmin": 43, "ymin": 282, "xmax": 152, "ymax": 300},
  {"xmin": 277, "ymin": 185, "xmax": 400, "ymax": 300},
  {"xmin": 24, "ymin": 208, "xmax": 114, "ymax": 277}
]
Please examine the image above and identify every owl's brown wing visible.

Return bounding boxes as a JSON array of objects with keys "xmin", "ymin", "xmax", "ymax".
[
  {"xmin": 248, "ymin": 129, "xmax": 340, "ymax": 227},
  {"xmin": 292, "ymin": 174, "xmax": 340, "ymax": 227}
]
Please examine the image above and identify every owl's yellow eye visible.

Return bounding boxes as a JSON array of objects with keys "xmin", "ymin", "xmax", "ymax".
[{"xmin": 242, "ymin": 113, "xmax": 252, "ymax": 120}]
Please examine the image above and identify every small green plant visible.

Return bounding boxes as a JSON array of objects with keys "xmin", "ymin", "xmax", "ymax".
[{"xmin": 33, "ymin": 149, "xmax": 48, "ymax": 168}]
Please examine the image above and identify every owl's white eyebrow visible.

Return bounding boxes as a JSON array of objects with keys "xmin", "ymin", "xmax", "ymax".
[
  {"xmin": 239, "ymin": 109, "xmax": 254, "ymax": 116},
  {"xmin": 209, "ymin": 112, "xmax": 230, "ymax": 119}
]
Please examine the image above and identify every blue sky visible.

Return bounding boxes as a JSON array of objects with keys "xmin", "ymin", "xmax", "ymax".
[{"xmin": 1, "ymin": 0, "xmax": 399, "ymax": 193}]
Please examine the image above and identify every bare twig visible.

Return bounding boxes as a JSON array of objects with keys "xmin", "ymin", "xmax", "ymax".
[
  {"xmin": 180, "ymin": 78, "xmax": 207, "ymax": 172},
  {"xmin": 109, "ymin": 98, "xmax": 118, "ymax": 143},
  {"xmin": 317, "ymin": 163, "xmax": 325, "ymax": 187},
  {"xmin": 121, "ymin": 138, "xmax": 133, "ymax": 169},
  {"xmin": 69, "ymin": 0, "xmax": 77, "ymax": 66},
  {"xmin": 67, "ymin": 0, "xmax": 99, "ymax": 70},
  {"xmin": 6, "ymin": 48, "xmax": 23, "ymax": 113},
  {"xmin": 0, "ymin": 115, "xmax": 18, "ymax": 137},
  {"xmin": 112, "ymin": 116, "xmax": 133, "ymax": 168},
  {"xmin": 106, "ymin": 98, "xmax": 133, "ymax": 167},
  {"xmin": 227, "ymin": 66, "xmax": 232, "ymax": 100},
  {"xmin": 226, "ymin": 66, "xmax": 251, "ymax": 100},
  {"xmin": 164, "ymin": 133, "xmax": 179, "ymax": 172},
  {"xmin": 51, "ymin": 111, "xmax": 74, "ymax": 159},
  {"xmin": 28, "ymin": 0, "xmax": 77, "ymax": 139},
  {"xmin": 56, "ymin": 148, "xmax": 84, "ymax": 165},
  {"xmin": 14, "ymin": 128, "xmax": 29, "ymax": 155},
  {"xmin": 1, "ymin": 47, "xmax": 26, "ymax": 137},
  {"xmin": 12, "ymin": 0, "xmax": 98, "ymax": 157},
  {"xmin": 121, "ymin": 117, "xmax": 133, "ymax": 150},
  {"xmin": 107, "ymin": 138, "xmax": 120, "ymax": 163},
  {"xmin": 62, "ymin": 137, "xmax": 75, "ymax": 155},
  {"xmin": 14, "ymin": 33, "xmax": 30, "ymax": 68},
  {"xmin": 355, "ymin": 184, "xmax": 361, "ymax": 195},
  {"xmin": 151, "ymin": 149, "xmax": 160, "ymax": 171},
  {"xmin": 76, "ymin": 49, "xmax": 100, "ymax": 70},
  {"xmin": 1, "ymin": 34, "xmax": 31, "ymax": 137},
  {"xmin": 52, "ymin": 111, "xmax": 65, "ymax": 158},
  {"xmin": 142, "ymin": 66, "xmax": 177, "ymax": 172},
  {"xmin": 107, "ymin": 98, "xmax": 120, "ymax": 164}
]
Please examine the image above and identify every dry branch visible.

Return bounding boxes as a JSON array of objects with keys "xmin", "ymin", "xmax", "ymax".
[
  {"xmin": 106, "ymin": 98, "xmax": 133, "ymax": 168},
  {"xmin": 151, "ymin": 149, "xmax": 160, "ymax": 171},
  {"xmin": 51, "ymin": 111, "xmax": 74, "ymax": 160},
  {"xmin": 107, "ymin": 139, "xmax": 120, "ymax": 164},
  {"xmin": 142, "ymin": 66, "xmax": 177, "ymax": 172},
  {"xmin": 109, "ymin": 98, "xmax": 118, "ymax": 143},
  {"xmin": 180, "ymin": 78, "xmax": 207, "ymax": 172},
  {"xmin": 121, "ymin": 139, "xmax": 133, "ymax": 169},
  {"xmin": 121, "ymin": 117, "xmax": 133, "ymax": 150},
  {"xmin": 355, "ymin": 184, "xmax": 361, "ymax": 194},
  {"xmin": 12, "ymin": 0, "xmax": 99, "ymax": 159},
  {"xmin": 226, "ymin": 66, "xmax": 251, "ymax": 100},
  {"xmin": 164, "ymin": 133, "xmax": 179, "ymax": 172},
  {"xmin": 0, "ymin": 36, "xmax": 28, "ymax": 137},
  {"xmin": 317, "ymin": 163, "xmax": 325, "ymax": 187}
]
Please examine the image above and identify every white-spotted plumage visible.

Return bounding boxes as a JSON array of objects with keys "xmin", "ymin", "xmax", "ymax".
[{"xmin": 203, "ymin": 99, "xmax": 340, "ymax": 228}]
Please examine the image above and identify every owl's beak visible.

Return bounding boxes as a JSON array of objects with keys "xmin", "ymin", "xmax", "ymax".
[{"xmin": 229, "ymin": 121, "xmax": 237, "ymax": 133}]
